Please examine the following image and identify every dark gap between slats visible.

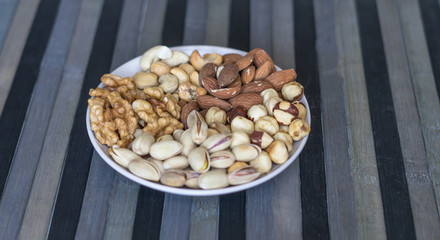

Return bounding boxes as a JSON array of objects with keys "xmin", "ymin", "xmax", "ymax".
[
  {"xmin": 418, "ymin": 0, "xmax": 440, "ymax": 98},
  {"xmin": 47, "ymin": 0, "xmax": 123, "ymax": 239},
  {"xmin": 0, "ymin": 0, "xmax": 61, "ymax": 198},
  {"xmin": 131, "ymin": 0, "xmax": 187, "ymax": 239},
  {"xmin": 218, "ymin": 1, "xmax": 249, "ymax": 240},
  {"xmin": 355, "ymin": 0, "xmax": 416, "ymax": 239},
  {"xmin": 294, "ymin": 0, "xmax": 330, "ymax": 239}
]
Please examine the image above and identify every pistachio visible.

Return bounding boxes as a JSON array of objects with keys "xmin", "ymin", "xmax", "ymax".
[
  {"xmin": 210, "ymin": 122, "xmax": 232, "ymax": 134},
  {"xmin": 267, "ymin": 140, "xmax": 289, "ymax": 164},
  {"xmin": 109, "ymin": 148, "xmax": 140, "ymax": 168},
  {"xmin": 160, "ymin": 170, "xmax": 186, "ymax": 187},
  {"xmin": 288, "ymin": 118, "xmax": 311, "ymax": 141},
  {"xmin": 273, "ymin": 132, "xmax": 293, "ymax": 152},
  {"xmin": 228, "ymin": 165, "xmax": 261, "ymax": 185},
  {"xmin": 198, "ymin": 169, "xmax": 229, "ymax": 189},
  {"xmin": 230, "ymin": 131, "xmax": 251, "ymax": 148},
  {"xmin": 231, "ymin": 116, "xmax": 254, "ymax": 135},
  {"xmin": 188, "ymin": 147, "xmax": 211, "ymax": 173},
  {"xmin": 281, "ymin": 81, "xmax": 304, "ymax": 101},
  {"xmin": 190, "ymin": 111, "xmax": 208, "ymax": 144},
  {"xmin": 293, "ymin": 101, "xmax": 307, "ymax": 120},
  {"xmin": 156, "ymin": 134, "xmax": 174, "ymax": 142},
  {"xmin": 228, "ymin": 162, "xmax": 248, "ymax": 174},
  {"xmin": 250, "ymin": 131, "xmax": 274, "ymax": 149},
  {"xmin": 186, "ymin": 110, "xmax": 200, "ymax": 130},
  {"xmin": 250, "ymin": 151, "xmax": 272, "ymax": 173},
  {"xmin": 232, "ymin": 144, "xmax": 261, "ymax": 162},
  {"xmin": 185, "ymin": 170, "xmax": 201, "ymax": 188},
  {"xmin": 205, "ymin": 107, "xmax": 227, "ymax": 127},
  {"xmin": 273, "ymin": 101, "xmax": 299, "ymax": 125},
  {"xmin": 201, "ymin": 133, "xmax": 232, "ymax": 153},
  {"xmin": 134, "ymin": 71, "xmax": 158, "ymax": 89},
  {"xmin": 131, "ymin": 132, "xmax": 155, "ymax": 156},
  {"xmin": 150, "ymin": 158, "xmax": 166, "ymax": 174},
  {"xmin": 149, "ymin": 140, "xmax": 183, "ymax": 160},
  {"xmin": 207, "ymin": 128, "xmax": 221, "ymax": 137},
  {"xmin": 163, "ymin": 156, "xmax": 189, "ymax": 170},
  {"xmin": 172, "ymin": 129, "xmax": 184, "ymax": 141},
  {"xmin": 128, "ymin": 159, "xmax": 161, "ymax": 182},
  {"xmin": 247, "ymin": 104, "xmax": 268, "ymax": 122},
  {"xmin": 180, "ymin": 129, "xmax": 196, "ymax": 156},
  {"xmin": 210, "ymin": 150, "xmax": 236, "ymax": 168},
  {"xmin": 255, "ymin": 116, "xmax": 279, "ymax": 136}
]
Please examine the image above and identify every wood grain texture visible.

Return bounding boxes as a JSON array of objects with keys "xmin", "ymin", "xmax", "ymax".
[
  {"xmin": 376, "ymin": 0, "xmax": 440, "ymax": 238},
  {"xmin": 397, "ymin": 0, "xmax": 440, "ymax": 215},
  {"xmin": 246, "ymin": 1, "xmax": 274, "ymax": 240},
  {"xmin": 183, "ymin": 0, "xmax": 206, "ymax": 44},
  {"xmin": 205, "ymin": 0, "xmax": 231, "ymax": 46},
  {"xmin": 18, "ymin": 1, "xmax": 104, "ymax": 238},
  {"xmin": 47, "ymin": 0, "xmax": 123, "ymax": 238},
  {"xmin": 0, "ymin": 0, "xmax": 81, "ymax": 238},
  {"xmin": 270, "ymin": 1, "xmax": 302, "ymax": 239},
  {"xmin": 0, "ymin": 0, "xmax": 40, "ymax": 112},
  {"xmin": 160, "ymin": 195, "xmax": 193, "ymax": 240},
  {"xmin": 190, "ymin": 197, "xmax": 219, "ymax": 240},
  {"xmin": 0, "ymin": 0, "xmax": 20, "ymax": 49},
  {"xmin": 334, "ymin": 0, "xmax": 386, "ymax": 239},
  {"xmin": 314, "ymin": 0, "xmax": 357, "ymax": 239},
  {"xmin": 137, "ymin": 0, "xmax": 168, "ymax": 55}
]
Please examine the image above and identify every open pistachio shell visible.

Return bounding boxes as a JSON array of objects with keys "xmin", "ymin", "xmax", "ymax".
[
  {"xmin": 163, "ymin": 156, "xmax": 189, "ymax": 170},
  {"xmin": 198, "ymin": 169, "xmax": 229, "ymax": 189},
  {"xmin": 201, "ymin": 134, "xmax": 232, "ymax": 153},
  {"xmin": 128, "ymin": 159, "xmax": 161, "ymax": 182},
  {"xmin": 109, "ymin": 148, "xmax": 140, "ymax": 168},
  {"xmin": 185, "ymin": 170, "xmax": 201, "ymax": 188},
  {"xmin": 210, "ymin": 151, "xmax": 236, "ymax": 169},
  {"xmin": 227, "ymin": 165, "xmax": 261, "ymax": 185},
  {"xmin": 180, "ymin": 129, "xmax": 196, "ymax": 156},
  {"xmin": 160, "ymin": 170, "xmax": 186, "ymax": 187},
  {"xmin": 188, "ymin": 147, "xmax": 211, "ymax": 173},
  {"xmin": 149, "ymin": 140, "xmax": 183, "ymax": 160}
]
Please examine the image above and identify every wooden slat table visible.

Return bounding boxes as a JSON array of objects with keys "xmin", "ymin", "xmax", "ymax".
[{"xmin": 0, "ymin": 0, "xmax": 439, "ymax": 239}]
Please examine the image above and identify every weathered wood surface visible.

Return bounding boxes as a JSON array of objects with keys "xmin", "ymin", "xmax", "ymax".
[{"xmin": 0, "ymin": 0, "xmax": 439, "ymax": 239}]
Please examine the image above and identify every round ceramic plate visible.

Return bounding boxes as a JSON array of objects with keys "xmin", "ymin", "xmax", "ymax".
[{"xmin": 86, "ymin": 45, "xmax": 310, "ymax": 196}]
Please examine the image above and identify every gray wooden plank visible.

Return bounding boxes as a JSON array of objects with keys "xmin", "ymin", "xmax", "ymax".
[
  {"xmin": 205, "ymin": 0, "xmax": 231, "ymax": 47},
  {"xmin": 376, "ymin": 0, "xmax": 440, "ymax": 238},
  {"xmin": 18, "ymin": 0, "xmax": 104, "ymax": 238},
  {"xmin": 75, "ymin": 0, "xmax": 146, "ymax": 239},
  {"xmin": 270, "ymin": 0, "xmax": 302, "ymax": 239},
  {"xmin": 190, "ymin": 197, "xmax": 219, "ymax": 240},
  {"xmin": 102, "ymin": 1, "xmax": 169, "ymax": 238},
  {"xmin": 0, "ymin": 0, "xmax": 20, "ymax": 50},
  {"xmin": 137, "ymin": 0, "xmax": 168, "ymax": 55},
  {"xmin": 0, "ymin": 0, "xmax": 83, "ymax": 238},
  {"xmin": 397, "ymin": 0, "xmax": 440, "ymax": 217},
  {"xmin": 314, "ymin": 0, "xmax": 357, "ymax": 239},
  {"xmin": 159, "ymin": 195, "xmax": 193, "ymax": 240},
  {"xmin": 183, "ymin": 0, "xmax": 207, "ymax": 44},
  {"xmin": 246, "ymin": 2, "xmax": 274, "ymax": 240},
  {"xmin": 334, "ymin": 0, "xmax": 386, "ymax": 239},
  {"xmin": 0, "ymin": 0, "xmax": 41, "ymax": 112}
]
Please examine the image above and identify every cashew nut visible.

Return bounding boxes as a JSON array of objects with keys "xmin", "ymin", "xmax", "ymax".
[
  {"xmin": 170, "ymin": 67, "xmax": 189, "ymax": 84},
  {"xmin": 140, "ymin": 45, "xmax": 172, "ymax": 71},
  {"xmin": 190, "ymin": 50, "xmax": 206, "ymax": 71},
  {"xmin": 204, "ymin": 53, "xmax": 223, "ymax": 66},
  {"xmin": 158, "ymin": 74, "xmax": 179, "ymax": 93},
  {"xmin": 134, "ymin": 71, "xmax": 158, "ymax": 89},
  {"xmin": 151, "ymin": 61, "xmax": 170, "ymax": 77},
  {"xmin": 162, "ymin": 51, "xmax": 189, "ymax": 67},
  {"xmin": 179, "ymin": 63, "xmax": 196, "ymax": 75}
]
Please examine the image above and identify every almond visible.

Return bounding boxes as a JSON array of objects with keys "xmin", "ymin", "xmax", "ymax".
[
  {"xmin": 241, "ymin": 66, "xmax": 255, "ymax": 84},
  {"xmin": 265, "ymin": 69, "xmax": 297, "ymax": 91},
  {"xmin": 199, "ymin": 63, "xmax": 217, "ymax": 86},
  {"xmin": 254, "ymin": 61, "xmax": 272, "ymax": 81},
  {"xmin": 235, "ymin": 53, "xmax": 254, "ymax": 71},
  {"xmin": 218, "ymin": 64, "xmax": 239, "ymax": 87},
  {"xmin": 181, "ymin": 101, "xmax": 199, "ymax": 128},
  {"xmin": 197, "ymin": 95, "xmax": 233, "ymax": 111},
  {"xmin": 254, "ymin": 49, "xmax": 273, "ymax": 68},
  {"xmin": 229, "ymin": 93, "xmax": 263, "ymax": 111},
  {"xmin": 223, "ymin": 53, "xmax": 242, "ymax": 64},
  {"xmin": 241, "ymin": 81, "xmax": 273, "ymax": 94},
  {"xmin": 209, "ymin": 80, "xmax": 242, "ymax": 99}
]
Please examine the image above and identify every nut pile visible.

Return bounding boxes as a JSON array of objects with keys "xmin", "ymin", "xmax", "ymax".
[{"xmin": 88, "ymin": 45, "xmax": 310, "ymax": 189}]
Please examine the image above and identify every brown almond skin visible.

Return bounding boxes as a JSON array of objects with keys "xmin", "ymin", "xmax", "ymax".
[
  {"xmin": 254, "ymin": 49, "xmax": 273, "ymax": 67},
  {"xmin": 199, "ymin": 63, "xmax": 217, "ymax": 86},
  {"xmin": 223, "ymin": 53, "xmax": 243, "ymax": 64},
  {"xmin": 218, "ymin": 64, "xmax": 239, "ymax": 87},
  {"xmin": 265, "ymin": 69, "xmax": 297, "ymax": 91},
  {"xmin": 229, "ymin": 93, "xmax": 263, "ymax": 111},
  {"xmin": 227, "ymin": 107, "xmax": 247, "ymax": 124},
  {"xmin": 208, "ymin": 79, "xmax": 242, "ymax": 99},
  {"xmin": 241, "ymin": 66, "xmax": 255, "ymax": 84},
  {"xmin": 199, "ymin": 108, "xmax": 209, "ymax": 118},
  {"xmin": 254, "ymin": 61, "xmax": 272, "ymax": 81},
  {"xmin": 201, "ymin": 77, "xmax": 220, "ymax": 91},
  {"xmin": 197, "ymin": 95, "xmax": 233, "ymax": 111},
  {"xmin": 181, "ymin": 101, "xmax": 199, "ymax": 128},
  {"xmin": 241, "ymin": 81, "xmax": 273, "ymax": 94}
]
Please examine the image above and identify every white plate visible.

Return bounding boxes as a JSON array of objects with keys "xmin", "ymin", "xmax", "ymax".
[{"xmin": 86, "ymin": 45, "xmax": 310, "ymax": 196}]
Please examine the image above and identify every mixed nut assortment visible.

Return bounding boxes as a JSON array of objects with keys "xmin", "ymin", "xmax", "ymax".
[{"xmin": 88, "ymin": 45, "xmax": 310, "ymax": 189}]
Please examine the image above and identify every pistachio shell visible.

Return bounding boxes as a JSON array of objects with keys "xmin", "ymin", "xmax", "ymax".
[
  {"xmin": 185, "ymin": 170, "xmax": 201, "ymax": 188},
  {"xmin": 198, "ymin": 169, "xmax": 229, "ymax": 189},
  {"xmin": 228, "ymin": 162, "xmax": 249, "ymax": 174},
  {"xmin": 156, "ymin": 134, "xmax": 174, "ymax": 142},
  {"xmin": 188, "ymin": 147, "xmax": 211, "ymax": 173},
  {"xmin": 160, "ymin": 170, "xmax": 186, "ymax": 187},
  {"xmin": 128, "ymin": 159, "xmax": 161, "ymax": 182},
  {"xmin": 210, "ymin": 151, "xmax": 236, "ymax": 168},
  {"xmin": 163, "ymin": 156, "xmax": 189, "ymax": 170},
  {"xmin": 201, "ymin": 134, "xmax": 232, "ymax": 153},
  {"xmin": 173, "ymin": 129, "xmax": 184, "ymax": 141},
  {"xmin": 180, "ymin": 129, "xmax": 196, "ymax": 156},
  {"xmin": 232, "ymin": 144, "xmax": 261, "ymax": 162},
  {"xmin": 109, "ymin": 148, "xmax": 140, "ymax": 168},
  {"xmin": 131, "ymin": 132, "xmax": 155, "ymax": 156},
  {"xmin": 149, "ymin": 140, "xmax": 183, "ymax": 160},
  {"xmin": 190, "ymin": 111, "xmax": 208, "ymax": 144},
  {"xmin": 228, "ymin": 166, "xmax": 261, "ymax": 185}
]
